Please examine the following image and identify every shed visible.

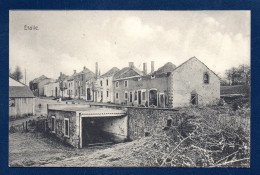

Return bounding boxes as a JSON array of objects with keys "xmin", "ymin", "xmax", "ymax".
[
  {"xmin": 47, "ymin": 105, "xmax": 128, "ymax": 148},
  {"xmin": 9, "ymin": 77, "xmax": 35, "ymax": 119}
]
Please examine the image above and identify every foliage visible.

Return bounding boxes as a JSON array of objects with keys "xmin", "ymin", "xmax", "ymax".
[
  {"xmin": 10, "ymin": 66, "xmax": 23, "ymax": 82},
  {"xmin": 225, "ymin": 64, "xmax": 250, "ymax": 85}
]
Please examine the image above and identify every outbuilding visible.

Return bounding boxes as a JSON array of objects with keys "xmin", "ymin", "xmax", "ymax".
[
  {"xmin": 47, "ymin": 105, "xmax": 128, "ymax": 148},
  {"xmin": 9, "ymin": 77, "xmax": 35, "ymax": 119}
]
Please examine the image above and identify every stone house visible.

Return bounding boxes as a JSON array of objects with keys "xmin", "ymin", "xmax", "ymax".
[
  {"xmin": 29, "ymin": 75, "xmax": 54, "ymax": 96},
  {"xmin": 95, "ymin": 67, "xmax": 120, "ymax": 103},
  {"xmin": 168, "ymin": 57, "xmax": 220, "ymax": 108},
  {"xmin": 113, "ymin": 62, "xmax": 144, "ymax": 105},
  {"xmin": 9, "ymin": 77, "xmax": 35, "ymax": 119},
  {"xmin": 113, "ymin": 57, "xmax": 220, "ymax": 108},
  {"xmin": 74, "ymin": 67, "xmax": 95, "ymax": 100},
  {"xmin": 113, "ymin": 62, "xmax": 176, "ymax": 107}
]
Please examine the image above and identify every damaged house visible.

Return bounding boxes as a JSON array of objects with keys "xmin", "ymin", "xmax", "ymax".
[{"xmin": 113, "ymin": 57, "xmax": 220, "ymax": 108}]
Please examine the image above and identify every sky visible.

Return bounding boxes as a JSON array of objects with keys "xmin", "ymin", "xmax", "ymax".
[{"xmin": 9, "ymin": 10, "xmax": 250, "ymax": 85}]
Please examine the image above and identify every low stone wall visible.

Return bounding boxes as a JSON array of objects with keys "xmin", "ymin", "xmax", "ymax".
[
  {"xmin": 127, "ymin": 107, "xmax": 188, "ymax": 140},
  {"xmin": 48, "ymin": 110, "xmax": 80, "ymax": 148}
]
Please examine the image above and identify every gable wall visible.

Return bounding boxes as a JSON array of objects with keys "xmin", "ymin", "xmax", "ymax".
[{"xmin": 169, "ymin": 58, "xmax": 220, "ymax": 108}]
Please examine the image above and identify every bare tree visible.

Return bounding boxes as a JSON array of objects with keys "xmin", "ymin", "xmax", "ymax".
[{"xmin": 11, "ymin": 66, "xmax": 23, "ymax": 82}]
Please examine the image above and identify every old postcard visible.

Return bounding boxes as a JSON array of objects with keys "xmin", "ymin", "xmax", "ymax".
[{"xmin": 9, "ymin": 10, "xmax": 250, "ymax": 167}]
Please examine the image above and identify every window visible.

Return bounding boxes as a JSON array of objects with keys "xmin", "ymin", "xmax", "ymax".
[
  {"xmin": 142, "ymin": 92, "xmax": 146, "ymax": 100},
  {"xmin": 51, "ymin": 116, "xmax": 55, "ymax": 133},
  {"xmin": 116, "ymin": 81, "xmax": 119, "ymax": 88},
  {"xmin": 106, "ymin": 79, "xmax": 108, "ymax": 86},
  {"xmin": 107, "ymin": 91, "xmax": 109, "ymax": 97},
  {"xmin": 100, "ymin": 80, "xmax": 103, "ymax": 86},
  {"xmin": 125, "ymin": 92, "xmax": 128, "ymax": 100},
  {"xmin": 9, "ymin": 98, "xmax": 15, "ymax": 107},
  {"xmin": 167, "ymin": 119, "xmax": 172, "ymax": 127},
  {"xmin": 134, "ymin": 91, "xmax": 137, "ymax": 101},
  {"xmin": 64, "ymin": 118, "xmax": 69, "ymax": 137},
  {"xmin": 191, "ymin": 94, "xmax": 198, "ymax": 105},
  {"xmin": 101, "ymin": 91, "xmax": 103, "ymax": 98},
  {"xmin": 151, "ymin": 75, "xmax": 155, "ymax": 79},
  {"xmin": 129, "ymin": 92, "xmax": 133, "ymax": 102},
  {"xmin": 124, "ymin": 80, "xmax": 128, "ymax": 87},
  {"xmin": 203, "ymin": 72, "xmax": 209, "ymax": 84},
  {"xmin": 116, "ymin": 93, "xmax": 119, "ymax": 99}
]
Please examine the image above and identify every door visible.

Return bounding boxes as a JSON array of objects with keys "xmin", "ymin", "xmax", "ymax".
[
  {"xmin": 87, "ymin": 88, "xmax": 91, "ymax": 101},
  {"xmin": 55, "ymin": 87, "xmax": 58, "ymax": 97},
  {"xmin": 191, "ymin": 94, "xmax": 198, "ymax": 105},
  {"xmin": 149, "ymin": 90, "xmax": 157, "ymax": 106},
  {"xmin": 138, "ymin": 91, "xmax": 141, "ymax": 105},
  {"xmin": 159, "ymin": 94, "xmax": 165, "ymax": 108}
]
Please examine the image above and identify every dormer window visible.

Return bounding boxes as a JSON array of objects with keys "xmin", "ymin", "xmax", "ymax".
[{"xmin": 203, "ymin": 72, "xmax": 209, "ymax": 84}]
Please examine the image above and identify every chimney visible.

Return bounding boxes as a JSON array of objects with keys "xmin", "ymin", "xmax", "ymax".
[
  {"xmin": 95, "ymin": 62, "xmax": 98, "ymax": 78},
  {"xmin": 143, "ymin": 63, "xmax": 147, "ymax": 75},
  {"xmin": 151, "ymin": 61, "xmax": 155, "ymax": 73},
  {"xmin": 83, "ymin": 66, "xmax": 86, "ymax": 70},
  {"xmin": 60, "ymin": 72, "xmax": 62, "ymax": 76},
  {"xmin": 73, "ymin": 70, "xmax": 76, "ymax": 74},
  {"xmin": 129, "ymin": 62, "xmax": 134, "ymax": 68}
]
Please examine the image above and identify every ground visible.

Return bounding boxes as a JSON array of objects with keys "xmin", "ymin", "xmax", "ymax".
[{"xmin": 9, "ymin": 97, "xmax": 250, "ymax": 167}]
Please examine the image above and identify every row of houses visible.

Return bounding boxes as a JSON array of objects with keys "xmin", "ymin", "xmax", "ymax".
[{"xmin": 30, "ymin": 57, "xmax": 220, "ymax": 108}]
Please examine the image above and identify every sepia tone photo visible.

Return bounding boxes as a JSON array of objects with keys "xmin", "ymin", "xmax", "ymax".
[{"xmin": 9, "ymin": 10, "xmax": 250, "ymax": 167}]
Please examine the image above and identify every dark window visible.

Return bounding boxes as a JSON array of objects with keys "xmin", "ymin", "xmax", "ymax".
[
  {"xmin": 116, "ymin": 81, "xmax": 119, "ymax": 88},
  {"xmin": 129, "ymin": 92, "xmax": 133, "ymax": 102},
  {"xmin": 124, "ymin": 81, "xmax": 128, "ymax": 87},
  {"xmin": 107, "ymin": 91, "xmax": 109, "ymax": 97},
  {"xmin": 191, "ymin": 94, "xmax": 197, "ymax": 105},
  {"xmin": 116, "ymin": 93, "xmax": 119, "ymax": 99},
  {"xmin": 134, "ymin": 91, "xmax": 137, "ymax": 101},
  {"xmin": 100, "ymin": 80, "xmax": 103, "ymax": 86},
  {"xmin": 51, "ymin": 117, "xmax": 55, "ymax": 132},
  {"xmin": 64, "ymin": 119, "xmax": 69, "ymax": 137},
  {"xmin": 106, "ymin": 79, "xmax": 108, "ymax": 86},
  {"xmin": 204, "ymin": 73, "xmax": 209, "ymax": 84},
  {"xmin": 167, "ymin": 119, "xmax": 172, "ymax": 127},
  {"xmin": 125, "ymin": 92, "xmax": 128, "ymax": 100}
]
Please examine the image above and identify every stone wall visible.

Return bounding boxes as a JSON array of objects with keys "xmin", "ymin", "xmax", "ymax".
[
  {"xmin": 48, "ymin": 110, "xmax": 80, "ymax": 148},
  {"xmin": 127, "ymin": 107, "xmax": 186, "ymax": 140}
]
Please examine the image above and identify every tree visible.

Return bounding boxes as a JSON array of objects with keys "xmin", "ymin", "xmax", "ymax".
[
  {"xmin": 225, "ymin": 64, "xmax": 250, "ymax": 85},
  {"xmin": 11, "ymin": 66, "xmax": 23, "ymax": 82}
]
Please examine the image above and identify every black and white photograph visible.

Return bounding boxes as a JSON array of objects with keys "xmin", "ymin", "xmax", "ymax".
[{"xmin": 9, "ymin": 10, "xmax": 250, "ymax": 167}]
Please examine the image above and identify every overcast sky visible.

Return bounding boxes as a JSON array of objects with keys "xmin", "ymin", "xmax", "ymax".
[{"xmin": 9, "ymin": 10, "xmax": 250, "ymax": 85}]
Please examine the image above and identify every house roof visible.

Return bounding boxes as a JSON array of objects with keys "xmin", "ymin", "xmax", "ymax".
[
  {"xmin": 113, "ymin": 66, "xmax": 143, "ymax": 80},
  {"xmin": 152, "ymin": 62, "xmax": 176, "ymax": 75},
  {"xmin": 77, "ymin": 68, "xmax": 96, "ymax": 81},
  {"xmin": 101, "ymin": 67, "xmax": 120, "ymax": 77},
  {"xmin": 9, "ymin": 86, "xmax": 35, "ymax": 98},
  {"xmin": 172, "ymin": 57, "xmax": 220, "ymax": 79},
  {"xmin": 31, "ymin": 75, "xmax": 49, "ymax": 83}
]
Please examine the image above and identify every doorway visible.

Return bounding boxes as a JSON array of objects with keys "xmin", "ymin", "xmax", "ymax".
[
  {"xmin": 87, "ymin": 88, "xmax": 91, "ymax": 101},
  {"xmin": 191, "ymin": 94, "xmax": 198, "ymax": 105},
  {"xmin": 138, "ymin": 91, "xmax": 141, "ymax": 105},
  {"xmin": 149, "ymin": 90, "xmax": 157, "ymax": 106}
]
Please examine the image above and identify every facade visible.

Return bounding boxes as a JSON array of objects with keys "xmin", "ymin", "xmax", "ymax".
[
  {"xmin": 113, "ymin": 62, "xmax": 144, "ymax": 105},
  {"xmin": 95, "ymin": 67, "xmax": 119, "ymax": 103},
  {"xmin": 47, "ymin": 105, "xmax": 127, "ymax": 148},
  {"xmin": 29, "ymin": 75, "xmax": 54, "ymax": 96},
  {"xmin": 113, "ymin": 57, "xmax": 220, "ymax": 108},
  {"xmin": 9, "ymin": 77, "xmax": 35, "ymax": 119},
  {"xmin": 74, "ymin": 67, "xmax": 95, "ymax": 100},
  {"xmin": 113, "ymin": 62, "xmax": 176, "ymax": 107},
  {"xmin": 168, "ymin": 57, "xmax": 220, "ymax": 108}
]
